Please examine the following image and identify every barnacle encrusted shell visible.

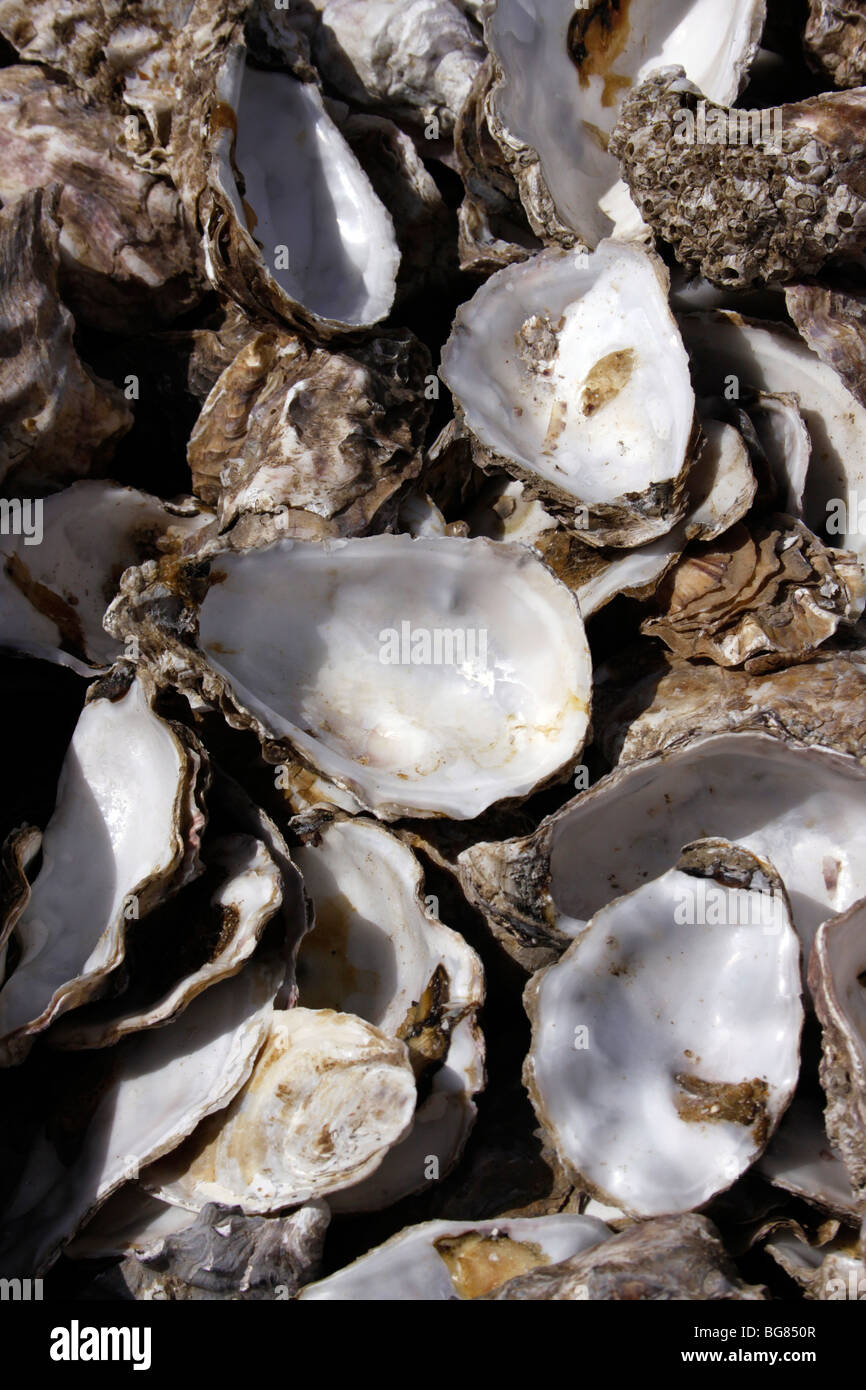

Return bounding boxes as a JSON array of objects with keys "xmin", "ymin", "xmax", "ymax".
[
  {"xmin": 612, "ymin": 68, "xmax": 866, "ymax": 289},
  {"xmin": 805, "ymin": 0, "xmax": 866, "ymax": 89},
  {"xmin": 459, "ymin": 732, "xmax": 866, "ymax": 970},
  {"xmin": 440, "ymin": 242, "xmax": 698, "ymax": 546},
  {"xmin": 105, "ymin": 534, "xmax": 592, "ymax": 821},
  {"xmin": 188, "ymin": 326, "xmax": 430, "ymax": 533},
  {"xmin": 299, "ymin": 1214, "xmax": 612, "ymax": 1299},
  {"xmin": 0, "ymin": 189, "xmax": 131, "ymax": 490},
  {"xmin": 0, "ymin": 672, "xmax": 208, "ymax": 1063},
  {"xmin": 523, "ymin": 840, "xmax": 803, "ymax": 1216},
  {"xmin": 483, "ymin": 0, "xmax": 765, "ymax": 246},
  {"xmin": 0, "ymin": 958, "xmax": 282, "ymax": 1276},
  {"xmin": 0, "ymin": 64, "xmax": 202, "ymax": 331},
  {"xmin": 143, "ymin": 1008, "xmax": 417, "ymax": 1212}
]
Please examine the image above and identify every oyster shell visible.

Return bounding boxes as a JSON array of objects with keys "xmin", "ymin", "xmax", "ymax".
[
  {"xmin": 523, "ymin": 840, "xmax": 802, "ymax": 1216},
  {"xmin": 595, "ymin": 646, "xmax": 866, "ymax": 767},
  {"xmin": 460, "ymin": 732, "xmax": 866, "ymax": 970},
  {"xmin": 612, "ymin": 69, "xmax": 866, "ymax": 289},
  {"xmin": 107, "ymin": 1200, "xmax": 330, "ymax": 1301},
  {"xmin": 483, "ymin": 0, "xmax": 765, "ymax": 246},
  {"xmin": 641, "ymin": 517, "xmax": 864, "ymax": 668},
  {"xmin": 785, "ymin": 281, "xmax": 866, "ymax": 412},
  {"xmin": 743, "ymin": 391, "xmax": 811, "ymax": 517},
  {"xmin": 188, "ymin": 327, "xmax": 430, "ymax": 534},
  {"xmin": 440, "ymin": 242, "xmax": 698, "ymax": 546},
  {"xmin": 454, "ymin": 58, "xmax": 541, "ymax": 276},
  {"xmin": 299, "ymin": 1214, "xmax": 612, "ymax": 1299},
  {"xmin": 466, "ymin": 415, "xmax": 756, "ymax": 615},
  {"xmin": 172, "ymin": 34, "xmax": 400, "ymax": 334},
  {"xmin": 106, "ymin": 534, "xmax": 592, "ymax": 821},
  {"xmin": 294, "ymin": 816, "xmax": 485, "ymax": 1210},
  {"xmin": 484, "ymin": 1214, "xmax": 766, "ymax": 1301},
  {"xmin": 0, "ymin": 64, "xmax": 202, "ymax": 331},
  {"xmin": 0, "ymin": 481, "xmax": 212, "ymax": 674},
  {"xmin": 143, "ymin": 1007, "xmax": 417, "ymax": 1212},
  {"xmin": 762, "ymin": 1221, "xmax": 865, "ymax": 1299},
  {"xmin": 805, "ymin": 1, "xmax": 866, "ymax": 89},
  {"xmin": 306, "ymin": 0, "xmax": 485, "ymax": 139},
  {"xmin": 50, "ymin": 835, "xmax": 283, "ymax": 1051},
  {"xmin": 679, "ymin": 309, "xmax": 866, "ymax": 566},
  {"xmin": 0, "ymin": 956, "xmax": 281, "ymax": 1276},
  {"xmin": 0, "ymin": 671, "xmax": 207, "ymax": 1063},
  {"xmin": 0, "ymin": 189, "xmax": 131, "ymax": 490},
  {"xmin": 758, "ymin": 1091, "xmax": 862, "ymax": 1220}
]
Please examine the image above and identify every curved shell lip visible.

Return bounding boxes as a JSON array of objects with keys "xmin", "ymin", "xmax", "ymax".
[
  {"xmin": 122, "ymin": 532, "xmax": 593, "ymax": 823},
  {"xmin": 522, "ymin": 839, "xmax": 803, "ymax": 1219},
  {"xmin": 808, "ymin": 899, "xmax": 866, "ymax": 1205},
  {"xmin": 300, "ymin": 815, "xmax": 486, "ymax": 1212},
  {"xmin": 201, "ymin": 45, "xmax": 400, "ymax": 337},
  {"xmin": 440, "ymin": 243, "xmax": 699, "ymax": 548},
  {"xmin": 0, "ymin": 668, "xmax": 207, "ymax": 1064},
  {"xmin": 458, "ymin": 726, "xmax": 866, "ymax": 972}
]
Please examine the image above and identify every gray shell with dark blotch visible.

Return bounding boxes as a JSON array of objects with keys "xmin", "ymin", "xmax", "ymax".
[{"xmin": 611, "ymin": 67, "xmax": 866, "ymax": 289}]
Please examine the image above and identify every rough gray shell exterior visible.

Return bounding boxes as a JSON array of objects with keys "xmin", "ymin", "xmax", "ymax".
[{"xmin": 611, "ymin": 68, "xmax": 866, "ymax": 289}]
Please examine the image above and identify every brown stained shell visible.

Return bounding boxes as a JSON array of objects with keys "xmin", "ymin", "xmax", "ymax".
[
  {"xmin": 482, "ymin": 1215, "xmax": 766, "ymax": 1301},
  {"xmin": 0, "ymin": 65, "xmax": 202, "ymax": 332},
  {"xmin": 611, "ymin": 68, "xmax": 866, "ymax": 289},
  {"xmin": 188, "ymin": 326, "xmax": 430, "ymax": 533},
  {"xmin": 641, "ymin": 517, "xmax": 865, "ymax": 668},
  {"xmin": 594, "ymin": 645, "xmax": 866, "ymax": 769},
  {"xmin": 805, "ymin": 1, "xmax": 866, "ymax": 89},
  {"xmin": 786, "ymin": 281, "xmax": 866, "ymax": 411},
  {"xmin": 0, "ymin": 188, "xmax": 131, "ymax": 491}
]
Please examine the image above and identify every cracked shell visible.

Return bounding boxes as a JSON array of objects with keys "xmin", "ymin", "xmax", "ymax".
[{"xmin": 0, "ymin": 671, "xmax": 208, "ymax": 1064}]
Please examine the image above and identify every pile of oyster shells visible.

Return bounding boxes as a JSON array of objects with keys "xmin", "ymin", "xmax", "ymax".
[{"xmin": 1, "ymin": 0, "xmax": 866, "ymax": 1302}]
